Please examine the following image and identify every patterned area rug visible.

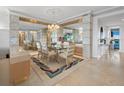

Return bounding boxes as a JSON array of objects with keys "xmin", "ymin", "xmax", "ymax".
[{"xmin": 31, "ymin": 57, "xmax": 83, "ymax": 78}]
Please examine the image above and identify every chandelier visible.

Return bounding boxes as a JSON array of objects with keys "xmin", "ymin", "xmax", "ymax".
[{"xmin": 48, "ymin": 24, "xmax": 60, "ymax": 31}]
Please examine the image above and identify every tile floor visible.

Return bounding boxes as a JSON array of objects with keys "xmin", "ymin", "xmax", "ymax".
[
  {"xmin": 56, "ymin": 50, "xmax": 124, "ymax": 85},
  {"xmin": 18, "ymin": 50, "xmax": 124, "ymax": 86}
]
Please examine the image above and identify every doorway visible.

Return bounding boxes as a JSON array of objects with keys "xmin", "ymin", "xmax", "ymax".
[{"xmin": 110, "ymin": 28, "xmax": 120, "ymax": 50}]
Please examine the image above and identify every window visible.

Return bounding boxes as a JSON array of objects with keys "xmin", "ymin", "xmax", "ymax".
[{"xmin": 51, "ymin": 31, "xmax": 57, "ymax": 43}]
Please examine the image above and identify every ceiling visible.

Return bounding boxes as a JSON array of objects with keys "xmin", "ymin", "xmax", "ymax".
[
  {"xmin": 99, "ymin": 12, "xmax": 124, "ymax": 26},
  {"xmin": 1, "ymin": 6, "xmax": 120, "ymax": 31},
  {"xmin": 5, "ymin": 6, "xmax": 115, "ymax": 23}
]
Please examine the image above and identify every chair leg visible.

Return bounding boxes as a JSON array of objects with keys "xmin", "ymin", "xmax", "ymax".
[
  {"xmin": 37, "ymin": 53, "xmax": 40, "ymax": 59},
  {"xmin": 41, "ymin": 53, "xmax": 43, "ymax": 60},
  {"xmin": 41, "ymin": 53, "xmax": 44, "ymax": 61},
  {"xmin": 47, "ymin": 57, "xmax": 49, "ymax": 64}
]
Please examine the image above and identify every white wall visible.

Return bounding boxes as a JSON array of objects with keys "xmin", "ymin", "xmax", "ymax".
[
  {"xmin": 0, "ymin": 8, "xmax": 9, "ymax": 49},
  {"xmin": 0, "ymin": 8, "xmax": 10, "ymax": 85},
  {"xmin": 0, "ymin": 31, "xmax": 9, "ymax": 49},
  {"xmin": 92, "ymin": 17, "xmax": 109, "ymax": 58},
  {"xmin": 120, "ymin": 24, "xmax": 124, "ymax": 52},
  {"xmin": 92, "ymin": 8, "xmax": 124, "ymax": 58},
  {"xmin": 0, "ymin": 8, "xmax": 9, "ymax": 29}
]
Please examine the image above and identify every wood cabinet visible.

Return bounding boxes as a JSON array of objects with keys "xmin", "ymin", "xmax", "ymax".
[
  {"xmin": 73, "ymin": 45, "xmax": 83, "ymax": 59},
  {"xmin": 0, "ymin": 59, "xmax": 10, "ymax": 85},
  {"xmin": 10, "ymin": 55, "xmax": 31, "ymax": 85}
]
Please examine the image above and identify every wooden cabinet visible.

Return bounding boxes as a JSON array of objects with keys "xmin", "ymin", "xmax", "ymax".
[
  {"xmin": 0, "ymin": 59, "xmax": 10, "ymax": 85},
  {"xmin": 74, "ymin": 47, "xmax": 83, "ymax": 56},
  {"xmin": 73, "ymin": 45, "xmax": 83, "ymax": 59},
  {"xmin": 10, "ymin": 55, "xmax": 31, "ymax": 85}
]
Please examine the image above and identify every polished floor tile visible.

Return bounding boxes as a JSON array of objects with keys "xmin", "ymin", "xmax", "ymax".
[
  {"xmin": 18, "ymin": 50, "xmax": 124, "ymax": 86},
  {"xmin": 55, "ymin": 50, "xmax": 124, "ymax": 86}
]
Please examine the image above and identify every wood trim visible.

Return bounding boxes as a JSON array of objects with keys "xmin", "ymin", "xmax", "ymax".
[
  {"xmin": 19, "ymin": 16, "xmax": 83, "ymax": 29},
  {"xmin": 19, "ymin": 17, "xmax": 50, "ymax": 25},
  {"xmin": 43, "ymin": 26, "xmax": 78, "ymax": 31}
]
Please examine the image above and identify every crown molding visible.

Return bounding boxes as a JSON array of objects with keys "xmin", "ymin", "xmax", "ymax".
[
  {"xmin": 9, "ymin": 9, "xmax": 53, "ymax": 24},
  {"xmin": 8, "ymin": 6, "xmax": 124, "ymax": 26},
  {"xmin": 93, "ymin": 6, "xmax": 124, "ymax": 17},
  {"xmin": 57, "ymin": 6, "xmax": 122, "ymax": 23},
  {"xmin": 57, "ymin": 10, "xmax": 92, "ymax": 23}
]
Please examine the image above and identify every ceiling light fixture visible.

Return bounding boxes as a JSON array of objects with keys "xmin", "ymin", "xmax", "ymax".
[
  {"xmin": 48, "ymin": 24, "xmax": 60, "ymax": 31},
  {"xmin": 47, "ymin": 8, "xmax": 61, "ymax": 32}
]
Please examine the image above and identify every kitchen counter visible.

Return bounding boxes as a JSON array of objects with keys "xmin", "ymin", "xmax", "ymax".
[
  {"xmin": 10, "ymin": 51, "xmax": 31, "ymax": 85},
  {"xmin": 0, "ymin": 58, "xmax": 10, "ymax": 85},
  {"xmin": 10, "ymin": 51, "xmax": 30, "ymax": 64}
]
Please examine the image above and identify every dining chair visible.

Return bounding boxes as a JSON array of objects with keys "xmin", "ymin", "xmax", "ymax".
[
  {"xmin": 41, "ymin": 45, "xmax": 56, "ymax": 63},
  {"xmin": 59, "ymin": 44, "xmax": 74, "ymax": 65},
  {"xmin": 23, "ymin": 40, "xmax": 28, "ymax": 50},
  {"xmin": 36, "ymin": 41, "xmax": 42, "ymax": 58}
]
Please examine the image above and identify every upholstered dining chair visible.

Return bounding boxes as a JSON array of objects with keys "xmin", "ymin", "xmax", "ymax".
[
  {"xmin": 41, "ymin": 44, "xmax": 56, "ymax": 63},
  {"xmin": 23, "ymin": 40, "xmax": 28, "ymax": 50},
  {"xmin": 36, "ymin": 41, "xmax": 42, "ymax": 59},
  {"xmin": 59, "ymin": 44, "xmax": 75, "ymax": 65}
]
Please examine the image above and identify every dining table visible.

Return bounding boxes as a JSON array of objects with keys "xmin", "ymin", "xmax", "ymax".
[{"xmin": 48, "ymin": 45, "xmax": 67, "ymax": 62}]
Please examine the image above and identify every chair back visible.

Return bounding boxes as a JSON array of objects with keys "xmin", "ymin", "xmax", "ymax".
[
  {"xmin": 36, "ymin": 41, "xmax": 42, "ymax": 52},
  {"xmin": 67, "ymin": 44, "xmax": 74, "ymax": 57},
  {"xmin": 65, "ymin": 44, "xmax": 74, "ymax": 65},
  {"xmin": 41, "ymin": 43, "xmax": 49, "ymax": 54}
]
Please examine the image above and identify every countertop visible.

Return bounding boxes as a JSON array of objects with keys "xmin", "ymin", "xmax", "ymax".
[{"xmin": 10, "ymin": 50, "xmax": 31, "ymax": 64}]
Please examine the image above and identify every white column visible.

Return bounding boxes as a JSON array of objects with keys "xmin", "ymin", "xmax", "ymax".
[
  {"xmin": 9, "ymin": 14, "xmax": 20, "ymax": 56},
  {"xmin": 82, "ymin": 14, "xmax": 92, "ymax": 59},
  {"xmin": 92, "ymin": 17, "xmax": 99, "ymax": 58}
]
